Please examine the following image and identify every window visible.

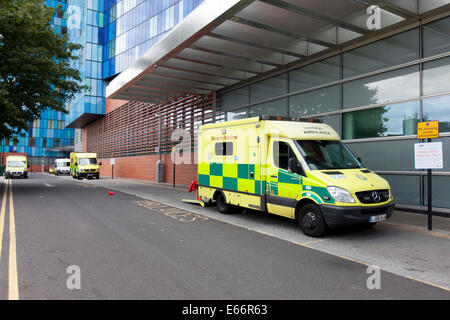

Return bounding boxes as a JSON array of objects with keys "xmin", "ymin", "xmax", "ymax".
[
  {"xmin": 28, "ymin": 137, "xmax": 36, "ymax": 147},
  {"xmin": 273, "ymin": 141, "xmax": 296, "ymax": 170},
  {"xmin": 220, "ymin": 87, "xmax": 249, "ymax": 111},
  {"xmin": 215, "ymin": 142, "xmax": 233, "ymax": 156},
  {"xmin": 343, "ymin": 29, "xmax": 419, "ymax": 78},
  {"xmin": 250, "ymin": 98, "xmax": 287, "ymax": 117},
  {"xmin": 250, "ymin": 74, "xmax": 287, "ymax": 104},
  {"xmin": 295, "ymin": 140, "xmax": 361, "ymax": 170},
  {"xmin": 227, "ymin": 108, "xmax": 248, "ymax": 121},
  {"xmin": 346, "ymin": 139, "xmax": 417, "ymax": 171},
  {"xmin": 342, "ymin": 101, "xmax": 420, "ymax": 140},
  {"xmin": 289, "ymin": 85, "xmax": 340, "ymax": 117},
  {"xmin": 343, "ymin": 65, "xmax": 419, "ymax": 109},
  {"xmin": 423, "ymin": 16, "xmax": 450, "ymax": 57},
  {"xmin": 423, "ymin": 56, "xmax": 450, "ymax": 96},
  {"xmin": 289, "ymin": 55, "xmax": 340, "ymax": 92},
  {"xmin": 423, "ymin": 95, "xmax": 450, "ymax": 133},
  {"xmin": 54, "ymin": 139, "xmax": 62, "ymax": 147}
]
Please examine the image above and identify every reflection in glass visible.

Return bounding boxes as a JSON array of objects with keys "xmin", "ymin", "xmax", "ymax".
[
  {"xmin": 423, "ymin": 16, "xmax": 450, "ymax": 57},
  {"xmin": 289, "ymin": 85, "xmax": 340, "ymax": 117},
  {"xmin": 424, "ymin": 176, "xmax": 450, "ymax": 208},
  {"xmin": 343, "ymin": 29, "xmax": 419, "ymax": 78},
  {"xmin": 250, "ymin": 74, "xmax": 287, "ymax": 103},
  {"xmin": 346, "ymin": 139, "xmax": 416, "ymax": 171},
  {"xmin": 423, "ymin": 95, "xmax": 450, "ymax": 133},
  {"xmin": 343, "ymin": 66, "xmax": 419, "ymax": 109},
  {"xmin": 227, "ymin": 108, "xmax": 248, "ymax": 121},
  {"xmin": 220, "ymin": 86, "xmax": 249, "ymax": 111},
  {"xmin": 423, "ymin": 56, "xmax": 450, "ymax": 96},
  {"xmin": 380, "ymin": 175, "xmax": 420, "ymax": 205},
  {"xmin": 250, "ymin": 99, "xmax": 287, "ymax": 117},
  {"xmin": 289, "ymin": 56, "xmax": 340, "ymax": 92},
  {"xmin": 343, "ymin": 101, "xmax": 420, "ymax": 140}
]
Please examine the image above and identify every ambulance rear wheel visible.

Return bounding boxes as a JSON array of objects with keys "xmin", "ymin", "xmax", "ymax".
[
  {"xmin": 216, "ymin": 192, "xmax": 233, "ymax": 214},
  {"xmin": 298, "ymin": 204, "xmax": 327, "ymax": 237}
]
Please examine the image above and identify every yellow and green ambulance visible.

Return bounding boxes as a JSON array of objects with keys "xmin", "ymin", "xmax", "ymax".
[
  {"xmin": 197, "ymin": 116, "xmax": 394, "ymax": 237},
  {"xmin": 5, "ymin": 155, "xmax": 28, "ymax": 179},
  {"xmin": 70, "ymin": 152, "xmax": 101, "ymax": 180}
]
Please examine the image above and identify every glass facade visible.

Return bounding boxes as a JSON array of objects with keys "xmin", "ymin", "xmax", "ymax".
[
  {"xmin": 103, "ymin": 0, "xmax": 204, "ymax": 79},
  {"xmin": 1, "ymin": 0, "xmax": 75, "ymax": 161},
  {"xmin": 2, "ymin": 0, "xmax": 207, "ymax": 159},
  {"xmin": 63, "ymin": 0, "xmax": 204, "ymax": 127},
  {"xmin": 216, "ymin": 16, "xmax": 450, "ymax": 209},
  {"xmin": 65, "ymin": 0, "xmax": 106, "ymax": 126}
]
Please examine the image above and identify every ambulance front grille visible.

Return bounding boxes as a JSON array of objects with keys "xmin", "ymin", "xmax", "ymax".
[{"xmin": 355, "ymin": 189, "xmax": 389, "ymax": 204}]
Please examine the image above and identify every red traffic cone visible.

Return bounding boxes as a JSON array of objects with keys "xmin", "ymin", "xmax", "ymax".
[{"xmin": 108, "ymin": 191, "xmax": 114, "ymax": 196}]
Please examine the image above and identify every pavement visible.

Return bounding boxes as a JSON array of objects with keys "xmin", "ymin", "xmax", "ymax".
[
  {"xmin": 76, "ymin": 175, "xmax": 450, "ymax": 291},
  {"xmin": 0, "ymin": 173, "xmax": 449, "ymax": 300}
]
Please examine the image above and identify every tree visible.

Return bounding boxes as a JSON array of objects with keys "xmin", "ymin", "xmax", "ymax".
[{"xmin": 0, "ymin": 0, "xmax": 85, "ymax": 141}]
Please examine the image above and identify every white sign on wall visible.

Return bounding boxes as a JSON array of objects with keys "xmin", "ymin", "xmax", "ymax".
[
  {"xmin": 414, "ymin": 142, "xmax": 443, "ymax": 169},
  {"xmin": 110, "ymin": 158, "xmax": 115, "ymax": 166}
]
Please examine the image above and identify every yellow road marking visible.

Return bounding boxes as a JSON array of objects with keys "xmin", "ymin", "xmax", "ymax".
[
  {"xmin": 0, "ymin": 179, "xmax": 9, "ymax": 262},
  {"xmin": 339, "ymin": 255, "xmax": 370, "ymax": 267},
  {"xmin": 403, "ymin": 275, "xmax": 450, "ymax": 292},
  {"xmin": 8, "ymin": 180, "xmax": 19, "ymax": 300},
  {"xmin": 301, "ymin": 238, "xmax": 330, "ymax": 246}
]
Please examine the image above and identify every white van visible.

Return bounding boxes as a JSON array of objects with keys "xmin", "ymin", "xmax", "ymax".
[{"xmin": 55, "ymin": 158, "xmax": 71, "ymax": 176}]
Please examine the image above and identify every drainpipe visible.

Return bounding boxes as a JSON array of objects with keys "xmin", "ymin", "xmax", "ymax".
[{"xmin": 156, "ymin": 109, "xmax": 164, "ymax": 183}]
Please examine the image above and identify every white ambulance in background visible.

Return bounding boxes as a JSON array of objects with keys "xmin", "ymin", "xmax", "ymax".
[{"xmin": 55, "ymin": 158, "xmax": 71, "ymax": 176}]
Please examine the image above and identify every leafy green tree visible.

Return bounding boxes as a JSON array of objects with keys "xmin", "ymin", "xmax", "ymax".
[{"xmin": 0, "ymin": 0, "xmax": 85, "ymax": 141}]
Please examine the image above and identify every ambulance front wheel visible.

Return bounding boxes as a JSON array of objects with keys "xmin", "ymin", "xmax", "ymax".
[
  {"xmin": 216, "ymin": 192, "xmax": 233, "ymax": 214},
  {"xmin": 298, "ymin": 203, "xmax": 327, "ymax": 237}
]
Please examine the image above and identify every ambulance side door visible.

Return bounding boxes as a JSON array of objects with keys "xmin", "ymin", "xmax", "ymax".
[{"xmin": 266, "ymin": 139, "xmax": 302, "ymax": 219}]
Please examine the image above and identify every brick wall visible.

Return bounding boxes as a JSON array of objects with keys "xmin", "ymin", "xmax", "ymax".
[
  {"xmin": 105, "ymin": 98, "xmax": 129, "ymax": 114},
  {"xmin": 98, "ymin": 152, "xmax": 197, "ymax": 187}
]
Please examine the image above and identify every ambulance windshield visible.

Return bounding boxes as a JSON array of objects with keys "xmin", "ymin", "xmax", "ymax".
[
  {"xmin": 79, "ymin": 158, "xmax": 97, "ymax": 165},
  {"xmin": 7, "ymin": 160, "xmax": 26, "ymax": 167},
  {"xmin": 295, "ymin": 140, "xmax": 361, "ymax": 170}
]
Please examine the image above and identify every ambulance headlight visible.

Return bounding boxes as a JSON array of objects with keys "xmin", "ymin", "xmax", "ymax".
[{"xmin": 327, "ymin": 186, "xmax": 355, "ymax": 203}]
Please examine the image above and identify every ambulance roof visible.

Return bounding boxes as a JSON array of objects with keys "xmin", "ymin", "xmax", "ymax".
[
  {"xmin": 6, "ymin": 155, "xmax": 27, "ymax": 160},
  {"xmin": 200, "ymin": 116, "xmax": 340, "ymax": 140},
  {"xmin": 71, "ymin": 153, "xmax": 97, "ymax": 158}
]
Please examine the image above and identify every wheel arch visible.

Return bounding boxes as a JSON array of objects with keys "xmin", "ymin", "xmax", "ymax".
[{"xmin": 295, "ymin": 197, "xmax": 319, "ymax": 220}]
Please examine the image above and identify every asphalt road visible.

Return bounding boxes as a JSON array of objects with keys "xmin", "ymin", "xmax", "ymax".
[{"xmin": 0, "ymin": 173, "xmax": 448, "ymax": 299}]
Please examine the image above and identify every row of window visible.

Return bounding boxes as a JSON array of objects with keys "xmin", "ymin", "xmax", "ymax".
[
  {"xmin": 32, "ymin": 120, "xmax": 67, "ymax": 130},
  {"xmin": 227, "ymin": 94, "xmax": 450, "ymax": 140},
  {"xmin": 3, "ymin": 138, "xmax": 73, "ymax": 149},
  {"xmin": 220, "ymin": 18, "xmax": 450, "ymax": 111}
]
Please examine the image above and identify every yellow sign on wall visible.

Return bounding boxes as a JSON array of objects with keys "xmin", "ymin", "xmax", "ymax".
[{"xmin": 417, "ymin": 121, "xmax": 439, "ymax": 139}]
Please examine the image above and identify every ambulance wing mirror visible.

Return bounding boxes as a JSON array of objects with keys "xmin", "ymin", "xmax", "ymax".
[
  {"xmin": 289, "ymin": 158, "xmax": 304, "ymax": 176},
  {"xmin": 99, "ymin": 162, "xmax": 102, "ymax": 165}
]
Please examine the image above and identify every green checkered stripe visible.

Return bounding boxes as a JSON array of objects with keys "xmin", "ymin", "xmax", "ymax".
[
  {"xmin": 199, "ymin": 162, "xmax": 335, "ymax": 205},
  {"xmin": 198, "ymin": 162, "xmax": 265, "ymax": 195}
]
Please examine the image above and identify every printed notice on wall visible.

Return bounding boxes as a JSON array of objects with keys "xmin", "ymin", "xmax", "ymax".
[{"xmin": 414, "ymin": 142, "xmax": 443, "ymax": 169}]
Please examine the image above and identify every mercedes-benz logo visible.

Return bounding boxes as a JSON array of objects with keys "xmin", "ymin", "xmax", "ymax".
[{"xmin": 372, "ymin": 191, "xmax": 381, "ymax": 202}]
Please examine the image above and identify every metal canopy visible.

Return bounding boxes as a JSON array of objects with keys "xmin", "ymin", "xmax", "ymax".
[{"xmin": 106, "ymin": 0, "xmax": 450, "ymax": 105}]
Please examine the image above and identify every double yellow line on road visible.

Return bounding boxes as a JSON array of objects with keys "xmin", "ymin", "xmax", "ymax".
[{"xmin": 0, "ymin": 179, "xmax": 19, "ymax": 300}]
